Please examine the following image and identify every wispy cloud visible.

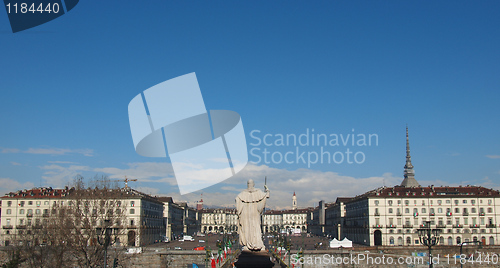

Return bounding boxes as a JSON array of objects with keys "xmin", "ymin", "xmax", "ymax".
[
  {"xmin": 94, "ymin": 162, "xmax": 176, "ymax": 184},
  {"xmin": 48, "ymin": 161, "xmax": 77, "ymax": 164},
  {"xmin": 10, "ymin": 162, "xmax": 21, "ymax": 166},
  {"xmin": 39, "ymin": 164, "xmax": 91, "ymax": 187},
  {"xmin": 26, "ymin": 148, "xmax": 94, "ymax": 156},
  {"xmin": 0, "ymin": 178, "xmax": 35, "ymax": 195},
  {"xmin": 486, "ymin": 155, "xmax": 500, "ymax": 159},
  {"xmin": 1, "ymin": 148, "xmax": 20, "ymax": 153},
  {"xmin": 1, "ymin": 147, "xmax": 93, "ymax": 156}
]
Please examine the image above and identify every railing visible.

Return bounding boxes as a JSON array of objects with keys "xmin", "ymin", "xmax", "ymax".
[
  {"xmin": 429, "ymin": 213, "xmax": 435, "ymax": 216},
  {"xmin": 453, "ymin": 224, "xmax": 463, "ymax": 228},
  {"xmin": 486, "ymin": 224, "xmax": 496, "ymax": 228},
  {"xmin": 16, "ymin": 225, "xmax": 26, "ymax": 229},
  {"xmin": 470, "ymin": 224, "xmax": 480, "ymax": 228},
  {"xmin": 2, "ymin": 225, "xmax": 13, "ymax": 229},
  {"xmin": 386, "ymin": 224, "xmax": 397, "ymax": 228},
  {"xmin": 479, "ymin": 212, "xmax": 485, "ymax": 216},
  {"xmin": 372, "ymin": 225, "xmax": 382, "ymax": 228},
  {"xmin": 396, "ymin": 212, "xmax": 402, "ymax": 216},
  {"xmin": 27, "ymin": 213, "xmax": 33, "ymax": 217},
  {"xmin": 374, "ymin": 212, "xmax": 380, "ymax": 216},
  {"xmin": 436, "ymin": 224, "xmax": 446, "ymax": 228},
  {"xmin": 463, "ymin": 212, "xmax": 469, "ymax": 216},
  {"xmin": 127, "ymin": 225, "xmax": 137, "ymax": 229},
  {"xmin": 446, "ymin": 212, "xmax": 452, "ymax": 216},
  {"xmin": 403, "ymin": 224, "xmax": 413, "ymax": 228}
]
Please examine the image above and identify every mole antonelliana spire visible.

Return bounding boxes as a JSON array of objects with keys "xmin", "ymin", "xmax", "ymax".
[{"xmin": 401, "ymin": 126, "xmax": 420, "ymax": 187}]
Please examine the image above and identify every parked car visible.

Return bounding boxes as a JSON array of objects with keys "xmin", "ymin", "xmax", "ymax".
[{"xmin": 194, "ymin": 246, "xmax": 205, "ymax": 251}]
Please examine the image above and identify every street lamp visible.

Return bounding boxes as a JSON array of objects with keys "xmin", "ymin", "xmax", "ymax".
[
  {"xmin": 460, "ymin": 241, "xmax": 482, "ymax": 268},
  {"xmin": 417, "ymin": 221, "xmax": 442, "ymax": 268}
]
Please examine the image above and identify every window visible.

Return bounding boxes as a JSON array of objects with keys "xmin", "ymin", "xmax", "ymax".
[
  {"xmin": 36, "ymin": 201, "xmax": 41, "ymax": 207},
  {"xmin": 446, "ymin": 200, "xmax": 451, "ymax": 204},
  {"xmin": 397, "ymin": 200, "xmax": 401, "ymax": 205},
  {"xmin": 19, "ymin": 219, "xmax": 23, "ymax": 225},
  {"xmin": 6, "ymin": 219, "xmax": 11, "ymax": 225},
  {"xmin": 374, "ymin": 200, "xmax": 379, "ymax": 206},
  {"xmin": 488, "ymin": 200, "xmax": 492, "ymax": 205},
  {"xmin": 463, "ymin": 200, "xmax": 467, "ymax": 204},
  {"xmin": 464, "ymin": 218, "xmax": 469, "ymax": 225},
  {"xmin": 131, "ymin": 201, "xmax": 135, "ymax": 207},
  {"xmin": 35, "ymin": 209, "xmax": 41, "ymax": 215},
  {"xmin": 471, "ymin": 200, "xmax": 476, "ymax": 205},
  {"xmin": 388, "ymin": 200, "xmax": 393, "ymax": 206},
  {"xmin": 27, "ymin": 209, "xmax": 33, "ymax": 215},
  {"xmin": 405, "ymin": 208, "xmax": 409, "ymax": 213},
  {"xmin": 422, "ymin": 208, "xmax": 426, "ymax": 213},
  {"xmin": 430, "ymin": 208, "xmax": 435, "ymax": 214},
  {"xmin": 463, "ymin": 208, "xmax": 468, "ymax": 214},
  {"xmin": 405, "ymin": 200, "xmax": 409, "ymax": 205},
  {"xmin": 20, "ymin": 201, "xmax": 24, "ymax": 207},
  {"xmin": 455, "ymin": 208, "xmax": 459, "ymax": 213},
  {"xmin": 455, "ymin": 200, "xmax": 459, "ymax": 205},
  {"xmin": 471, "ymin": 208, "xmax": 476, "ymax": 213},
  {"xmin": 438, "ymin": 200, "xmax": 442, "ymax": 205},
  {"xmin": 44, "ymin": 201, "xmax": 49, "ymax": 205},
  {"xmin": 438, "ymin": 208, "xmax": 443, "ymax": 213},
  {"xmin": 19, "ymin": 209, "xmax": 24, "ymax": 214},
  {"xmin": 130, "ymin": 219, "xmax": 134, "ymax": 226},
  {"xmin": 388, "ymin": 208, "xmax": 393, "ymax": 214},
  {"xmin": 130, "ymin": 209, "xmax": 135, "ymax": 214},
  {"xmin": 28, "ymin": 201, "xmax": 33, "ymax": 205},
  {"xmin": 6, "ymin": 209, "xmax": 11, "ymax": 215},
  {"xmin": 488, "ymin": 208, "xmax": 493, "ymax": 213},
  {"xmin": 413, "ymin": 208, "xmax": 418, "ymax": 214},
  {"xmin": 7, "ymin": 201, "xmax": 12, "ymax": 207}
]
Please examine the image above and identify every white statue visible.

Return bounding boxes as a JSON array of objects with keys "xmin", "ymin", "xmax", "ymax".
[{"xmin": 236, "ymin": 179, "xmax": 270, "ymax": 251}]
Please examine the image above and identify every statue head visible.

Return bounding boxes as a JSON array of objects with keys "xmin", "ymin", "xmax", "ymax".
[{"xmin": 247, "ymin": 179, "xmax": 255, "ymax": 190}]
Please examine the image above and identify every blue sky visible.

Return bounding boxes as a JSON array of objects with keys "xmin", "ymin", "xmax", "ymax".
[{"xmin": 1, "ymin": 1, "xmax": 499, "ymax": 209}]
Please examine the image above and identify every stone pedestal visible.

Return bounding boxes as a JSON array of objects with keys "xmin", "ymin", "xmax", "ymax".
[{"xmin": 234, "ymin": 250, "xmax": 277, "ymax": 268}]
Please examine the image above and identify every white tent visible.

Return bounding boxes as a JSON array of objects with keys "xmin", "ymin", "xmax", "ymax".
[{"xmin": 329, "ymin": 238, "xmax": 352, "ymax": 248}]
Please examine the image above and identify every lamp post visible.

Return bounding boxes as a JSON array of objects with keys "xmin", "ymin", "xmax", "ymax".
[
  {"xmin": 417, "ymin": 221, "xmax": 442, "ymax": 268},
  {"xmin": 460, "ymin": 241, "xmax": 482, "ymax": 268}
]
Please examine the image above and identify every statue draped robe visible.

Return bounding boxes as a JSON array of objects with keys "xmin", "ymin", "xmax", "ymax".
[{"xmin": 236, "ymin": 188, "xmax": 269, "ymax": 251}]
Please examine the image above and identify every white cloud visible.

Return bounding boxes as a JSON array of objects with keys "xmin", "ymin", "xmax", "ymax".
[
  {"xmin": 486, "ymin": 155, "xmax": 500, "ymax": 159},
  {"xmin": 10, "ymin": 162, "xmax": 21, "ymax": 166},
  {"xmin": 156, "ymin": 164, "xmax": 403, "ymax": 209},
  {"xmin": 1, "ymin": 147, "xmax": 93, "ymax": 156},
  {"xmin": 1, "ymin": 148, "xmax": 20, "ymax": 153},
  {"xmin": 93, "ymin": 162, "xmax": 176, "ymax": 185},
  {"xmin": 25, "ymin": 147, "xmax": 94, "ymax": 156},
  {"xmin": 48, "ymin": 161, "xmax": 77, "ymax": 164},
  {"xmin": 0, "ymin": 178, "xmax": 35, "ymax": 195},
  {"xmin": 39, "ymin": 164, "xmax": 91, "ymax": 187}
]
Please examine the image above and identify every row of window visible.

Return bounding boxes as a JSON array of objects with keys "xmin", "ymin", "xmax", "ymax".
[
  {"xmin": 4, "ymin": 208, "xmax": 136, "ymax": 215},
  {"xmin": 376, "ymin": 217, "xmax": 494, "ymax": 226},
  {"xmin": 376, "ymin": 199, "xmax": 494, "ymax": 206},
  {"xmin": 388, "ymin": 236, "xmax": 494, "ymax": 246},
  {"xmin": 5, "ymin": 200, "xmax": 137, "ymax": 207},
  {"xmin": 376, "ymin": 207, "xmax": 493, "ymax": 215}
]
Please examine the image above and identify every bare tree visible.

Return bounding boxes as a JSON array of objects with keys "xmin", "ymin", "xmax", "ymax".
[{"xmin": 11, "ymin": 175, "xmax": 130, "ymax": 268}]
